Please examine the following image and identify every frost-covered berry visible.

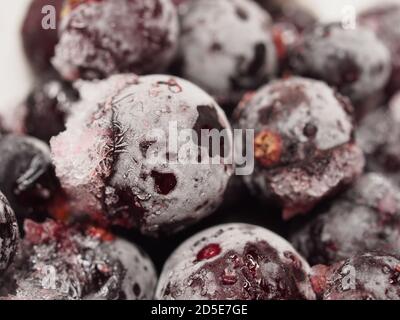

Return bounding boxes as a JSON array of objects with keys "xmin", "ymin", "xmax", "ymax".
[
  {"xmin": 357, "ymin": 90, "xmax": 400, "ymax": 186},
  {"xmin": 234, "ymin": 77, "xmax": 364, "ymax": 219},
  {"xmin": 0, "ymin": 192, "xmax": 18, "ymax": 274},
  {"xmin": 0, "ymin": 134, "xmax": 60, "ymax": 224},
  {"xmin": 53, "ymin": 0, "xmax": 179, "ymax": 81},
  {"xmin": 178, "ymin": 0, "xmax": 277, "ymax": 107},
  {"xmin": 311, "ymin": 252, "xmax": 400, "ymax": 300},
  {"xmin": 19, "ymin": 76, "xmax": 79, "ymax": 143},
  {"xmin": 291, "ymin": 173, "xmax": 400, "ymax": 265},
  {"xmin": 288, "ymin": 23, "xmax": 391, "ymax": 104},
  {"xmin": 0, "ymin": 220, "xmax": 157, "ymax": 300},
  {"xmin": 51, "ymin": 74, "xmax": 233, "ymax": 236},
  {"xmin": 156, "ymin": 223, "xmax": 315, "ymax": 300},
  {"xmin": 22, "ymin": 0, "xmax": 64, "ymax": 74},
  {"xmin": 359, "ymin": 4, "xmax": 400, "ymax": 97}
]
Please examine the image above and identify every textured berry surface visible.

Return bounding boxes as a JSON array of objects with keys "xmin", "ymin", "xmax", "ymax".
[
  {"xmin": 53, "ymin": 0, "xmax": 179, "ymax": 80},
  {"xmin": 359, "ymin": 4, "xmax": 400, "ymax": 97},
  {"xmin": 291, "ymin": 173, "xmax": 400, "ymax": 265},
  {"xmin": 51, "ymin": 74, "xmax": 233, "ymax": 236},
  {"xmin": 0, "ymin": 134, "xmax": 60, "ymax": 224},
  {"xmin": 178, "ymin": 0, "xmax": 277, "ymax": 106},
  {"xmin": 0, "ymin": 219, "xmax": 157, "ymax": 300},
  {"xmin": 311, "ymin": 252, "xmax": 400, "ymax": 300},
  {"xmin": 288, "ymin": 23, "xmax": 391, "ymax": 103},
  {"xmin": 0, "ymin": 193, "xmax": 18, "ymax": 274},
  {"xmin": 234, "ymin": 77, "xmax": 364, "ymax": 219},
  {"xmin": 156, "ymin": 223, "xmax": 315, "ymax": 300},
  {"xmin": 21, "ymin": 76, "xmax": 79, "ymax": 143},
  {"xmin": 357, "ymin": 88, "xmax": 400, "ymax": 186}
]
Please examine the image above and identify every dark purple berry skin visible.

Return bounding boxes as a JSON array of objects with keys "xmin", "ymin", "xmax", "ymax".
[
  {"xmin": 0, "ymin": 192, "xmax": 18, "ymax": 274},
  {"xmin": 0, "ymin": 134, "xmax": 60, "ymax": 225},
  {"xmin": 177, "ymin": 0, "xmax": 277, "ymax": 108},
  {"xmin": 359, "ymin": 4, "xmax": 400, "ymax": 98},
  {"xmin": 156, "ymin": 223, "xmax": 315, "ymax": 300},
  {"xmin": 22, "ymin": 0, "xmax": 64, "ymax": 74},
  {"xmin": 0, "ymin": 219, "xmax": 157, "ymax": 300},
  {"xmin": 288, "ymin": 23, "xmax": 391, "ymax": 104},
  {"xmin": 234, "ymin": 77, "xmax": 364, "ymax": 220},
  {"xmin": 291, "ymin": 173, "xmax": 400, "ymax": 265},
  {"xmin": 311, "ymin": 252, "xmax": 400, "ymax": 300},
  {"xmin": 357, "ymin": 93, "xmax": 400, "ymax": 186},
  {"xmin": 53, "ymin": 0, "xmax": 179, "ymax": 81},
  {"xmin": 51, "ymin": 74, "xmax": 233, "ymax": 237},
  {"xmin": 22, "ymin": 76, "xmax": 79, "ymax": 143}
]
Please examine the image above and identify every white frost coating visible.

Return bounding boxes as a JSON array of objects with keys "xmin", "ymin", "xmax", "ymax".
[
  {"xmin": 291, "ymin": 25, "xmax": 391, "ymax": 100},
  {"xmin": 349, "ymin": 173, "xmax": 400, "ymax": 208},
  {"xmin": 51, "ymin": 74, "xmax": 138, "ymax": 214},
  {"xmin": 156, "ymin": 223, "xmax": 314, "ymax": 300},
  {"xmin": 320, "ymin": 252, "xmax": 400, "ymax": 300},
  {"xmin": 237, "ymin": 77, "xmax": 353, "ymax": 151},
  {"xmin": 52, "ymin": 74, "xmax": 233, "ymax": 234},
  {"xmin": 53, "ymin": 0, "xmax": 179, "ymax": 79},
  {"xmin": 180, "ymin": 0, "xmax": 277, "ymax": 97},
  {"xmin": 107, "ymin": 238, "xmax": 157, "ymax": 300},
  {"xmin": 356, "ymin": 96, "xmax": 400, "ymax": 186},
  {"xmin": 109, "ymin": 74, "xmax": 233, "ymax": 233}
]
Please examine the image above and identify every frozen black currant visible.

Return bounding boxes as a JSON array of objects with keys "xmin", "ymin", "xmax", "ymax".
[
  {"xmin": 0, "ymin": 219, "xmax": 157, "ymax": 300},
  {"xmin": 156, "ymin": 223, "xmax": 315, "ymax": 300},
  {"xmin": 234, "ymin": 77, "xmax": 364, "ymax": 219},
  {"xmin": 22, "ymin": 0, "xmax": 64, "ymax": 74},
  {"xmin": 0, "ymin": 192, "xmax": 18, "ymax": 274},
  {"xmin": 0, "ymin": 134, "xmax": 60, "ymax": 224},
  {"xmin": 311, "ymin": 252, "xmax": 400, "ymax": 300},
  {"xmin": 51, "ymin": 74, "xmax": 233, "ymax": 236},
  {"xmin": 359, "ymin": 4, "xmax": 400, "ymax": 97},
  {"xmin": 19, "ymin": 76, "xmax": 79, "ymax": 143},
  {"xmin": 53, "ymin": 0, "xmax": 179, "ymax": 81},
  {"xmin": 291, "ymin": 173, "xmax": 400, "ymax": 265},
  {"xmin": 357, "ymin": 93, "xmax": 400, "ymax": 186},
  {"xmin": 178, "ymin": 0, "xmax": 277, "ymax": 107},
  {"xmin": 288, "ymin": 23, "xmax": 391, "ymax": 105}
]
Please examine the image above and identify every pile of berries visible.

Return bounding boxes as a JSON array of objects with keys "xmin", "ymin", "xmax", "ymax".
[{"xmin": 0, "ymin": 0, "xmax": 399, "ymax": 300}]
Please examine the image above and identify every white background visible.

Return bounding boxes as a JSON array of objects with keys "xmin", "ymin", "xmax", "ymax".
[{"xmin": 0, "ymin": 0, "xmax": 399, "ymax": 111}]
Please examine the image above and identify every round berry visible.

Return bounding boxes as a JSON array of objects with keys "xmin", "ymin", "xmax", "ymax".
[
  {"xmin": 291, "ymin": 173, "xmax": 400, "ymax": 265},
  {"xmin": 22, "ymin": 0, "xmax": 64, "ymax": 74},
  {"xmin": 51, "ymin": 74, "xmax": 233, "ymax": 236},
  {"xmin": 0, "ymin": 192, "xmax": 18, "ymax": 274},
  {"xmin": 0, "ymin": 219, "xmax": 157, "ymax": 300},
  {"xmin": 311, "ymin": 252, "xmax": 400, "ymax": 300},
  {"xmin": 288, "ymin": 23, "xmax": 391, "ymax": 103},
  {"xmin": 20, "ymin": 76, "xmax": 79, "ymax": 143},
  {"xmin": 359, "ymin": 4, "xmax": 400, "ymax": 97},
  {"xmin": 156, "ymin": 223, "xmax": 315, "ymax": 300},
  {"xmin": 178, "ymin": 0, "xmax": 277, "ymax": 107},
  {"xmin": 0, "ymin": 134, "xmax": 60, "ymax": 224},
  {"xmin": 357, "ymin": 93, "xmax": 400, "ymax": 186},
  {"xmin": 234, "ymin": 77, "xmax": 364, "ymax": 219},
  {"xmin": 53, "ymin": 0, "xmax": 179, "ymax": 81}
]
